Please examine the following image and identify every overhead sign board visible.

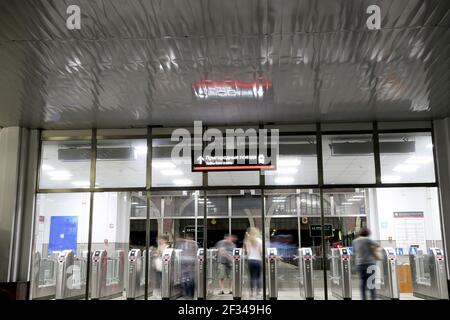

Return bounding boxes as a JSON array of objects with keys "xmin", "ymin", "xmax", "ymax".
[
  {"xmin": 191, "ymin": 126, "xmax": 278, "ymax": 172},
  {"xmin": 310, "ymin": 224, "xmax": 333, "ymax": 237}
]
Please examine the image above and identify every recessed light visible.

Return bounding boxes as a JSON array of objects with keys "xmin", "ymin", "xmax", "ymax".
[
  {"xmin": 276, "ymin": 167, "xmax": 298, "ymax": 174},
  {"xmin": 393, "ymin": 164, "xmax": 419, "ymax": 173},
  {"xmin": 173, "ymin": 178, "xmax": 193, "ymax": 185},
  {"xmin": 274, "ymin": 176, "xmax": 295, "ymax": 184},
  {"xmin": 161, "ymin": 169, "xmax": 183, "ymax": 176},
  {"xmin": 278, "ymin": 159, "xmax": 301, "ymax": 167},
  {"xmin": 47, "ymin": 170, "xmax": 72, "ymax": 180},
  {"xmin": 41, "ymin": 164, "xmax": 54, "ymax": 171},
  {"xmin": 382, "ymin": 175, "xmax": 401, "ymax": 183},
  {"xmin": 152, "ymin": 161, "xmax": 176, "ymax": 169},
  {"xmin": 405, "ymin": 156, "xmax": 433, "ymax": 165},
  {"xmin": 71, "ymin": 181, "xmax": 89, "ymax": 187}
]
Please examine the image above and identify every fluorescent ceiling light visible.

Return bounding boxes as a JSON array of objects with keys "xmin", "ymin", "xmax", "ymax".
[
  {"xmin": 71, "ymin": 180, "xmax": 89, "ymax": 187},
  {"xmin": 41, "ymin": 164, "xmax": 54, "ymax": 171},
  {"xmin": 300, "ymin": 199, "xmax": 307, "ymax": 203},
  {"xmin": 393, "ymin": 164, "xmax": 419, "ymax": 173},
  {"xmin": 278, "ymin": 159, "xmax": 301, "ymax": 167},
  {"xmin": 173, "ymin": 178, "xmax": 193, "ymax": 186},
  {"xmin": 382, "ymin": 175, "xmax": 401, "ymax": 183},
  {"xmin": 352, "ymin": 195, "xmax": 365, "ymax": 199},
  {"xmin": 133, "ymin": 145, "xmax": 147, "ymax": 156},
  {"xmin": 274, "ymin": 176, "xmax": 295, "ymax": 184},
  {"xmin": 47, "ymin": 170, "xmax": 72, "ymax": 180},
  {"xmin": 276, "ymin": 167, "xmax": 298, "ymax": 174},
  {"xmin": 405, "ymin": 156, "xmax": 433, "ymax": 165},
  {"xmin": 342, "ymin": 202, "xmax": 352, "ymax": 205},
  {"xmin": 272, "ymin": 199, "xmax": 286, "ymax": 203},
  {"xmin": 152, "ymin": 161, "xmax": 176, "ymax": 169},
  {"xmin": 161, "ymin": 169, "xmax": 184, "ymax": 176},
  {"xmin": 348, "ymin": 198, "xmax": 361, "ymax": 202},
  {"xmin": 135, "ymin": 205, "xmax": 146, "ymax": 209}
]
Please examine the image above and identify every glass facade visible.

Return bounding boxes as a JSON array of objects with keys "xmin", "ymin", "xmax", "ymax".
[{"xmin": 30, "ymin": 123, "xmax": 448, "ymax": 300}]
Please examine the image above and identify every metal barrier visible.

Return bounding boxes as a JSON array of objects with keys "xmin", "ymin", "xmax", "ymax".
[
  {"xmin": 267, "ymin": 248, "xmax": 278, "ymax": 300},
  {"xmin": 232, "ymin": 248, "xmax": 243, "ymax": 300},
  {"xmin": 161, "ymin": 248, "xmax": 182, "ymax": 300},
  {"xmin": 90, "ymin": 249, "xmax": 125, "ymax": 299},
  {"xmin": 207, "ymin": 248, "xmax": 218, "ymax": 296},
  {"xmin": 196, "ymin": 248, "xmax": 205, "ymax": 299},
  {"xmin": 31, "ymin": 251, "xmax": 57, "ymax": 299},
  {"xmin": 55, "ymin": 250, "xmax": 87, "ymax": 300},
  {"xmin": 126, "ymin": 249, "xmax": 151, "ymax": 299},
  {"xmin": 330, "ymin": 248, "xmax": 352, "ymax": 300},
  {"xmin": 410, "ymin": 247, "xmax": 449, "ymax": 299},
  {"xmin": 377, "ymin": 247, "xmax": 399, "ymax": 300},
  {"xmin": 298, "ymin": 248, "xmax": 314, "ymax": 300}
]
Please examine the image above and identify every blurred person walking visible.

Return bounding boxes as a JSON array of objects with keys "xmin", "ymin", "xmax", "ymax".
[
  {"xmin": 243, "ymin": 227, "xmax": 263, "ymax": 297},
  {"xmin": 352, "ymin": 227, "xmax": 381, "ymax": 300}
]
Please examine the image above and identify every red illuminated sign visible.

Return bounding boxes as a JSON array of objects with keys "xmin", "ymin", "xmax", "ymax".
[{"xmin": 192, "ymin": 80, "xmax": 272, "ymax": 99}]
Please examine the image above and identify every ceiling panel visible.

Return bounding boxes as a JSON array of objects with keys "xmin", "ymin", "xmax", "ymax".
[{"xmin": 0, "ymin": 0, "xmax": 449, "ymax": 129}]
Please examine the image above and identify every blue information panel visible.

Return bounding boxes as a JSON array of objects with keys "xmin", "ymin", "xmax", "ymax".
[
  {"xmin": 396, "ymin": 248, "xmax": 404, "ymax": 256},
  {"xmin": 48, "ymin": 216, "xmax": 78, "ymax": 255}
]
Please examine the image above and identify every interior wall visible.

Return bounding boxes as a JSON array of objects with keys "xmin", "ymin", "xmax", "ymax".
[{"xmin": 372, "ymin": 187, "xmax": 442, "ymax": 250}]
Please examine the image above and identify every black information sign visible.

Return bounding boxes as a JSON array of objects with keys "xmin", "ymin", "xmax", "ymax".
[
  {"xmin": 191, "ymin": 133, "xmax": 277, "ymax": 172},
  {"xmin": 310, "ymin": 224, "xmax": 333, "ymax": 237}
]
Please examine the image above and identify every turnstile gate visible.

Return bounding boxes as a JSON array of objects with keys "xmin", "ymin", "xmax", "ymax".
[
  {"xmin": 377, "ymin": 247, "xmax": 399, "ymax": 300},
  {"xmin": 267, "ymin": 248, "xmax": 278, "ymax": 300},
  {"xmin": 55, "ymin": 250, "xmax": 87, "ymax": 300},
  {"xmin": 330, "ymin": 248, "xmax": 352, "ymax": 300},
  {"xmin": 232, "ymin": 248, "xmax": 243, "ymax": 300},
  {"xmin": 196, "ymin": 248, "xmax": 205, "ymax": 300},
  {"xmin": 410, "ymin": 247, "xmax": 449, "ymax": 300},
  {"xmin": 161, "ymin": 248, "xmax": 182, "ymax": 300},
  {"xmin": 91, "ymin": 250, "xmax": 107, "ymax": 299},
  {"xmin": 298, "ymin": 248, "xmax": 314, "ymax": 300}
]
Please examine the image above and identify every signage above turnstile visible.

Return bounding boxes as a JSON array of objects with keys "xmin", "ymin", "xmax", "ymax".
[{"xmin": 310, "ymin": 224, "xmax": 333, "ymax": 237}]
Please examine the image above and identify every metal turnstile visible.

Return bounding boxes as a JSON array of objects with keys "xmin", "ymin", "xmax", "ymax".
[
  {"xmin": 429, "ymin": 248, "xmax": 449, "ymax": 300},
  {"xmin": 330, "ymin": 248, "xmax": 352, "ymax": 300},
  {"xmin": 91, "ymin": 250, "xmax": 107, "ymax": 299},
  {"xmin": 31, "ymin": 251, "xmax": 57, "ymax": 299},
  {"xmin": 232, "ymin": 248, "xmax": 243, "ymax": 300},
  {"xmin": 267, "ymin": 248, "xmax": 278, "ymax": 300},
  {"xmin": 410, "ymin": 247, "xmax": 449, "ymax": 300},
  {"xmin": 377, "ymin": 247, "xmax": 399, "ymax": 300},
  {"xmin": 55, "ymin": 250, "xmax": 86, "ymax": 300},
  {"xmin": 196, "ymin": 248, "xmax": 205, "ymax": 300},
  {"xmin": 298, "ymin": 248, "xmax": 314, "ymax": 300},
  {"xmin": 127, "ymin": 249, "xmax": 142, "ymax": 299},
  {"xmin": 161, "ymin": 248, "xmax": 182, "ymax": 300}
]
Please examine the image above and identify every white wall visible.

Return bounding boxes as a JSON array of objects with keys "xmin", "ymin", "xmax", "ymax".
[
  {"xmin": 370, "ymin": 187, "xmax": 443, "ymax": 250},
  {"xmin": 35, "ymin": 192, "xmax": 130, "ymax": 254}
]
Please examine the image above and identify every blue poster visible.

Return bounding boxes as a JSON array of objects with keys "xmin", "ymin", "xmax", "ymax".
[
  {"xmin": 48, "ymin": 216, "xmax": 78, "ymax": 255},
  {"xmin": 396, "ymin": 248, "xmax": 404, "ymax": 256}
]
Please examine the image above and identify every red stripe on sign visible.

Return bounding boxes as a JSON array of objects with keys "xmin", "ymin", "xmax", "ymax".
[{"xmin": 193, "ymin": 165, "xmax": 275, "ymax": 171}]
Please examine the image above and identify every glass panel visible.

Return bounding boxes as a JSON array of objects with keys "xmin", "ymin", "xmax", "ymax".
[
  {"xmin": 323, "ymin": 189, "xmax": 367, "ymax": 300},
  {"xmin": 322, "ymin": 134, "xmax": 376, "ymax": 184},
  {"xmin": 89, "ymin": 192, "xmax": 131, "ymax": 299},
  {"xmin": 379, "ymin": 132, "xmax": 435, "ymax": 183},
  {"xmin": 265, "ymin": 189, "xmax": 324, "ymax": 300},
  {"xmin": 204, "ymin": 190, "xmax": 262, "ymax": 300},
  {"xmin": 31, "ymin": 193, "xmax": 90, "ymax": 300},
  {"xmin": 39, "ymin": 140, "xmax": 91, "ymax": 189},
  {"xmin": 324, "ymin": 187, "xmax": 446, "ymax": 300},
  {"xmin": 152, "ymin": 138, "xmax": 202, "ymax": 187},
  {"xmin": 95, "ymin": 139, "xmax": 147, "ymax": 188},
  {"xmin": 208, "ymin": 171, "xmax": 259, "ymax": 186},
  {"xmin": 265, "ymin": 135, "xmax": 318, "ymax": 185}
]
